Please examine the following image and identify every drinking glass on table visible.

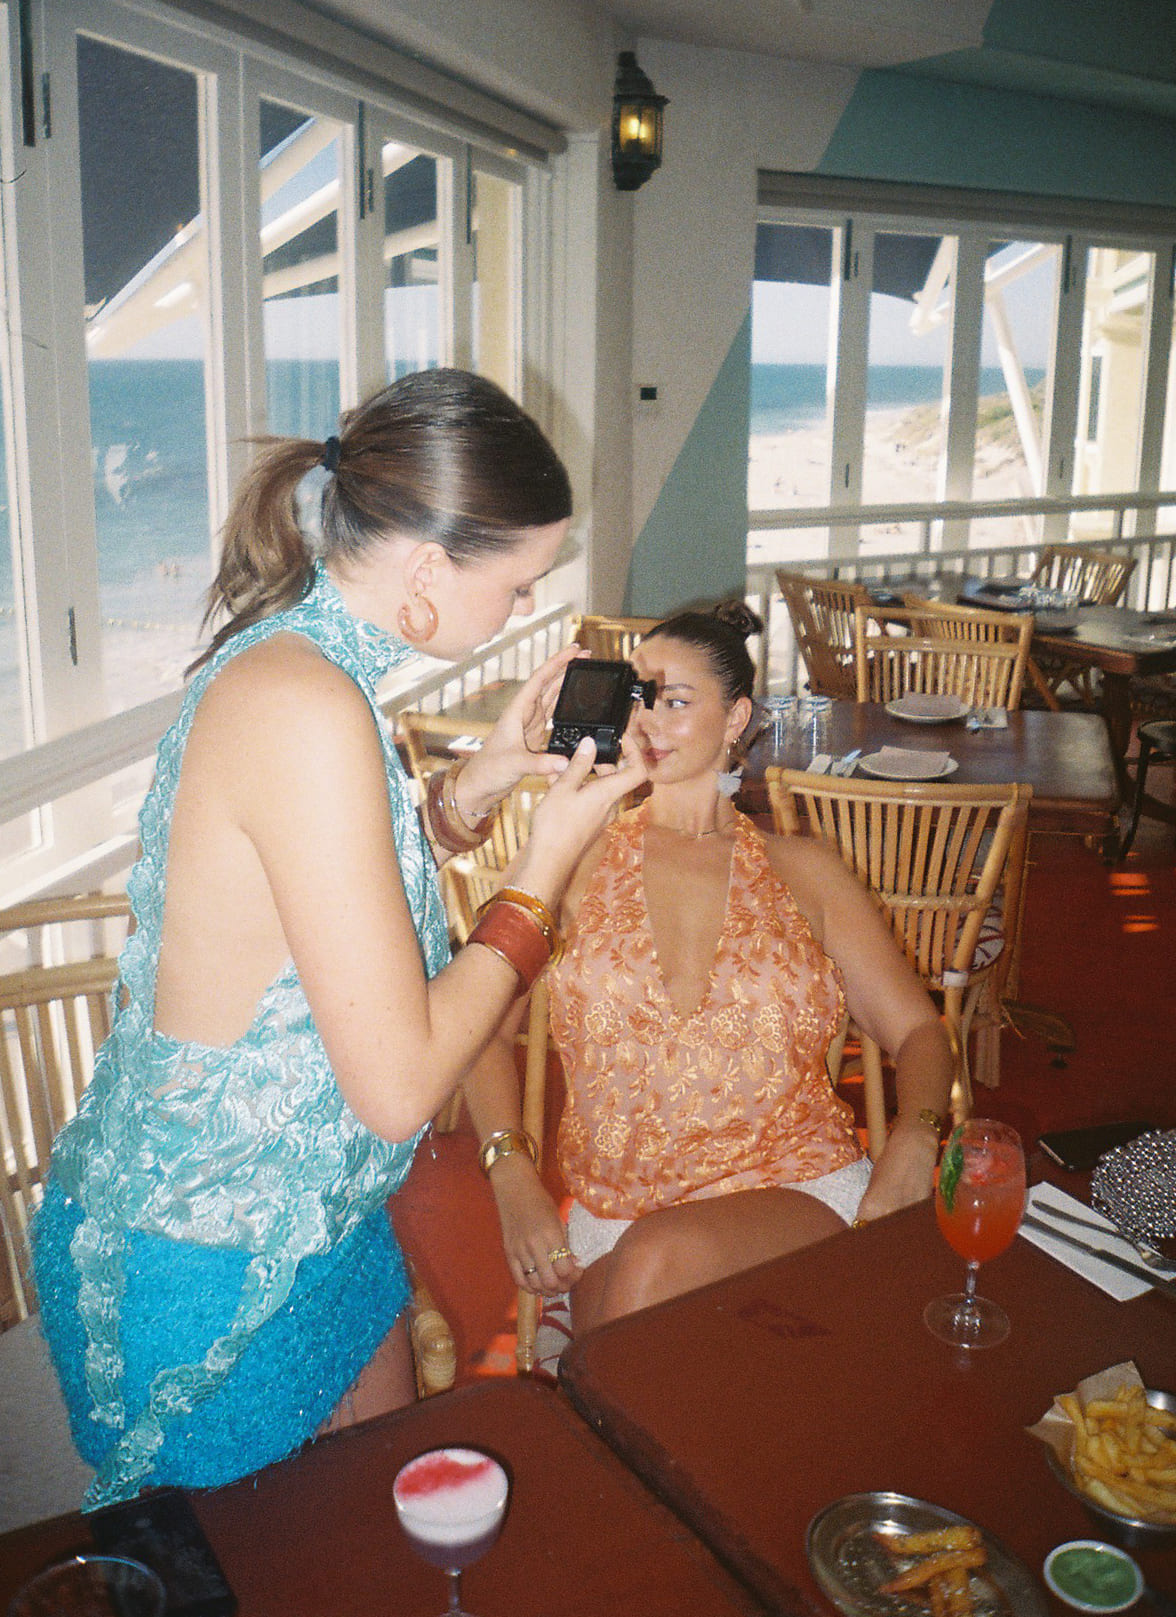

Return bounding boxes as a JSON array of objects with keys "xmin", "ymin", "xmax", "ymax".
[
  {"xmin": 8, "ymin": 1556, "xmax": 165, "ymax": 1617},
  {"xmin": 924, "ymin": 1119, "xmax": 1026, "ymax": 1349},
  {"xmin": 394, "ymin": 1447, "xmax": 510, "ymax": 1616}
]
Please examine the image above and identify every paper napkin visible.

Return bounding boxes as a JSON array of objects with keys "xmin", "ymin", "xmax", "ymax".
[
  {"xmin": 1020, "ymin": 1182, "xmax": 1151, "ymax": 1301},
  {"xmin": 874, "ymin": 746, "xmax": 951, "ymax": 777}
]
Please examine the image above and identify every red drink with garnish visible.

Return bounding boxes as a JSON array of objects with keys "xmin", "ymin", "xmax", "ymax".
[
  {"xmin": 925, "ymin": 1119, "xmax": 1026, "ymax": 1349},
  {"xmin": 935, "ymin": 1133, "xmax": 1025, "ymax": 1263},
  {"xmin": 394, "ymin": 1447, "xmax": 509, "ymax": 1615}
]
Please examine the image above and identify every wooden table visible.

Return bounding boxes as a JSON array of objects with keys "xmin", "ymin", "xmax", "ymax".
[
  {"xmin": 741, "ymin": 702, "xmax": 1120, "ymax": 842},
  {"xmin": 1030, "ymin": 604, "xmax": 1176, "ymax": 764},
  {"xmin": 872, "ymin": 575, "xmax": 1176, "ymax": 769},
  {"xmin": 0, "ymin": 1378, "xmax": 763, "ymax": 1616},
  {"xmin": 561, "ymin": 1202, "xmax": 1176, "ymax": 1617}
]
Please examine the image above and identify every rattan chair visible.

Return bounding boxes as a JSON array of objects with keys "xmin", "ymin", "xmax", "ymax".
[
  {"xmin": 439, "ymin": 775, "xmax": 553, "ymax": 945},
  {"xmin": 397, "ymin": 710, "xmax": 494, "ymax": 793},
  {"xmin": 571, "ymin": 614, "xmax": 659, "ymax": 662},
  {"xmin": 1032, "ymin": 544, "xmax": 1136, "ymax": 606},
  {"xmin": 777, "ymin": 571, "xmax": 873, "ymax": 699},
  {"xmin": 1030, "ymin": 544, "xmax": 1137, "ymax": 707},
  {"xmin": 855, "ymin": 604, "xmax": 1031, "ymax": 711},
  {"xmin": 0, "ymin": 895, "xmax": 456, "ymax": 1394},
  {"xmin": 765, "ymin": 771, "xmax": 1032, "ymax": 1130},
  {"xmin": 512, "ymin": 977, "xmax": 553, "ymax": 1377}
]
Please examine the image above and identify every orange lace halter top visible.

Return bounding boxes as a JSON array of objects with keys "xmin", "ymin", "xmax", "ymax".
[{"xmin": 549, "ymin": 806, "xmax": 861, "ymax": 1220}]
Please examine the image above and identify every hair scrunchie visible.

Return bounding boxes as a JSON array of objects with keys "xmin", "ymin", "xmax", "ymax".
[{"xmin": 320, "ymin": 434, "xmax": 342, "ymax": 473}]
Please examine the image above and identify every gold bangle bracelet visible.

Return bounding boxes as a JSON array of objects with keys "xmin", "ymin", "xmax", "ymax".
[
  {"xmin": 914, "ymin": 1107, "xmax": 947, "ymax": 1137},
  {"xmin": 478, "ymin": 1128, "xmax": 539, "ymax": 1176},
  {"xmin": 478, "ymin": 887, "xmax": 564, "ymax": 965}
]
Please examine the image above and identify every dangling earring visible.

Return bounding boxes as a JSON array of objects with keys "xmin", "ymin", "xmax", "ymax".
[
  {"xmin": 397, "ymin": 593, "xmax": 439, "ymax": 645},
  {"xmin": 716, "ymin": 746, "xmax": 743, "ymax": 798}
]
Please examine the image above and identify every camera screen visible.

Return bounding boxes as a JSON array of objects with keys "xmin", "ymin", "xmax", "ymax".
[{"xmin": 558, "ymin": 664, "xmax": 625, "ymax": 724}]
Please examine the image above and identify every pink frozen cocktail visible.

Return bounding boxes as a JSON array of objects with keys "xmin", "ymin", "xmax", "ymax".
[{"xmin": 394, "ymin": 1448, "xmax": 509, "ymax": 1614}]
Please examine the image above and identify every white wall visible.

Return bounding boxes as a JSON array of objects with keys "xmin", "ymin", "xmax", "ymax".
[{"xmin": 629, "ymin": 41, "xmax": 858, "ymax": 541}]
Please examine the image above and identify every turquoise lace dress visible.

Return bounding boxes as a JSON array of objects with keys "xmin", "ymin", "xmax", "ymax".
[{"xmin": 32, "ymin": 565, "xmax": 450, "ymax": 1508}]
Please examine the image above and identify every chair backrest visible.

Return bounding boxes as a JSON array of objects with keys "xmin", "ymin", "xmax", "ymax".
[
  {"xmin": 765, "ymin": 771, "xmax": 1030, "ymax": 996},
  {"xmin": 397, "ymin": 710, "xmax": 494, "ymax": 792},
  {"xmin": 1033, "ymin": 544, "xmax": 1136, "ymax": 605},
  {"xmin": 440, "ymin": 776, "xmax": 553, "ymax": 943},
  {"xmin": 855, "ymin": 604, "xmax": 1030, "ymax": 710},
  {"xmin": 572, "ymin": 614, "xmax": 660, "ymax": 662},
  {"xmin": 0, "ymin": 894, "xmax": 131, "ymax": 1328},
  {"xmin": 776, "ymin": 571, "xmax": 872, "ymax": 699}
]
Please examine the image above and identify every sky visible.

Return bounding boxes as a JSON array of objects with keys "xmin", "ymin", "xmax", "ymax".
[{"xmin": 753, "ymin": 240, "xmax": 1057, "ymax": 369}]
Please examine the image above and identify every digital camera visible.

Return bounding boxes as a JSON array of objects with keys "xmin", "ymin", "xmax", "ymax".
[{"xmin": 547, "ymin": 658, "xmax": 657, "ymax": 764}]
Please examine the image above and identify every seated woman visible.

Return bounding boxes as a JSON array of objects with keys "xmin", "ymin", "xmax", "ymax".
[{"xmin": 465, "ymin": 602, "xmax": 954, "ymax": 1346}]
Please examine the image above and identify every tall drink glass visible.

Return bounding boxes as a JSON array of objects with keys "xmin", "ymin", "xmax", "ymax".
[
  {"xmin": 394, "ymin": 1447, "xmax": 509, "ymax": 1616},
  {"xmin": 924, "ymin": 1119, "xmax": 1026, "ymax": 1348}
]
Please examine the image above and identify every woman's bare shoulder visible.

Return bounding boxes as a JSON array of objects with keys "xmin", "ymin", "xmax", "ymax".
[{"xmin": 195, "ymin": 632, "xmax": 371, "ymax": 732}]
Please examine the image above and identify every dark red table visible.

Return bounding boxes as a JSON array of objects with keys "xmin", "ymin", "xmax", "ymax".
[
  {"xmin": 561, "ymin": 1202, "xmax": 1176, "ymax": 1616},
  {"xmin": 0, "ymin": 1377, "xmax": 764, "ymax": 1616}
]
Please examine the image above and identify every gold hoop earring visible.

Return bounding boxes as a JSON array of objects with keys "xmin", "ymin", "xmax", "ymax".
[{"xmin": 397, "ymin": 594, "xmax": 439, "ymax": 645}]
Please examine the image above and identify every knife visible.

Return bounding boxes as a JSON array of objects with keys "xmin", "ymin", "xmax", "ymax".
[
  {"xmin": 1034, "ymin": 1203, "xmax": 1129, "ymax": 1241},
  {"xmin": 1021, "ymin": 1212, "xmax": 1176, "ymax": 1300}
]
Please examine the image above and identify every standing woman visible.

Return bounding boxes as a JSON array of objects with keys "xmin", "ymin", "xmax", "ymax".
[{"xmin": 33, "ymin": 369, "xmax": 642, "ymax": 1506}]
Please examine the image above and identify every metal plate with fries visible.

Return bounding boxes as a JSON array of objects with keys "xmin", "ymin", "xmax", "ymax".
[{"xmin": 806, "ymin": 1492, "xmax": 1047, "ymax": 1617}]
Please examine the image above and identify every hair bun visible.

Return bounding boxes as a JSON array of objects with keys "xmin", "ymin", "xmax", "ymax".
[{"xmin": 712, "ymin": 600, "xmax": 763, "ymax": 640}]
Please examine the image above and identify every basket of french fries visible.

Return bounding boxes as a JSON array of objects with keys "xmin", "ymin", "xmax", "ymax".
[{"xmin": 1028, "ymin": 1361, "xmax": 1176, "ymax": 1548}]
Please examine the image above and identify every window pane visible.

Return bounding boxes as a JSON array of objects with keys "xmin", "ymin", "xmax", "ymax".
[
  {"xmin": 749, "ymin": 223, "xmax": 834, "ymax": 538},
  {"xmin": 862, "ymin": 231, "xmax": 949, "ymax": 512},
  {"xmin": 972, "ymin": 241, "xmax": 1055, "ymax": 541},
  {"xmin": 384, "ymin": 146, "xmax": 441, "ymax": 379},
  {"xmin": 1074, "ymin": 247, "xmax": 1154, "ymax": 536},
  {"xmin": 78, "ymin": 36, "xmax": 213, "ymax": 714},
  {"xmin": 471, "ymin": 170, "xmax": 520, "ymax": 395},
  {"xmin": 261, "ymin": 103, "xmax": 343, "ymax": 437}
]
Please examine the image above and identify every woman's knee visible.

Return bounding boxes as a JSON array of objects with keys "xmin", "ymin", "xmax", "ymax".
[{"xmin": 603, "ymin": 1213, "xmax": 714, "ymax": 1315}]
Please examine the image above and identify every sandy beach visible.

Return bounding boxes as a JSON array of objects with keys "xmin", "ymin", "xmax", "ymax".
[{"xmin": 749, "ymin": 399, "xmax": 1042, "ymax": 562}]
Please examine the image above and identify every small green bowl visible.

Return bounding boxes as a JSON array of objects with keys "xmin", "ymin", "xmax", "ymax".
[{"xmin": 1043, "ymin": 1540, "xmax": 1143, "ymax": 1613}]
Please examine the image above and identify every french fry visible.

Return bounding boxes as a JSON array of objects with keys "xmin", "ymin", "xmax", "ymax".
[
  {"xmin": 880, "ymin": 1548, "xmax": 986, "ymax": 1593},
  {"xmin": 1064, "ymin": 1381, "xmax": 1176, "ymax": 1524},
  {"xmin": 882, "ymin": 1526, "xmax": 981, "ymax": 1555},
  {"xmin": 940, "ymin": 1567, "xmax": 976, "ymax": 1617}
]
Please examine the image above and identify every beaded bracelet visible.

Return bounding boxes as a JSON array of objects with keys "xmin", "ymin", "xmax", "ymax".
[
  {"xmin": 425, "ymin": 762, "xmax": 495, "ymax": 853},
  {"xmin": 477, "ymin": 887, "xmax": 564, "ymax": 965},
  {"xmin": 468, "ymin": 898, "xmax": 552, "ymax": 992},
  {"xmin": 478, "ymin": 1128, "xmax": 539, "ymax": 1177}
]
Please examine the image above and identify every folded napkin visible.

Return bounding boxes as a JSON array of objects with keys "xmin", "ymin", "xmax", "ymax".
[
  {"xmin": 1020, "ymin": 1183, "xmax": 1151, "ymax": 1301},
  {"xmin": 873, "ymin": 745, "xmax": 951, "ymax": 778}
]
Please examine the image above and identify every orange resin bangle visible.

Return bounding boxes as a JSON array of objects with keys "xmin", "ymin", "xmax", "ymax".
[
  {"xmin": 477, "ymin": 887, "xmax": 563, "ymax": 965},
  {"xmin": 468, "ymin": 899, "xmax": 552, "ymax": 992},
  {"xmin": 426, "ymin": 763, "xmax": 494, "ymax": 853}
]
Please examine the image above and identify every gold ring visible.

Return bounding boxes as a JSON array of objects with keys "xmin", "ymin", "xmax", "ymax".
[
  {"xmin": 851, "ymin": 1218, "xmax": 867, "ymax": 1229},
  {"xmin": 547, "ymin": 1246, "xmax": 573, "ymax": 1263},
  {"xmin": 522, "ymin": 1264, "xmax": 539, "ymax": 1275}
]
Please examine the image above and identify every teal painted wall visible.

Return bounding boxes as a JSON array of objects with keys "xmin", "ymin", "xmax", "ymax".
[
  {"xmin": 624, "ymin": 314, "xmax": 751, "ymax": 615},
  {"xmin": 821, "ymin": 72, "xmax": 1176, "ymax": 204}
]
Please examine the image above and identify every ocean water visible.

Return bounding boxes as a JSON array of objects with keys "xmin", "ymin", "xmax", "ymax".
[{"xmin": 751, "ymin": 363, "xmax": 1045, "ymax": 435}]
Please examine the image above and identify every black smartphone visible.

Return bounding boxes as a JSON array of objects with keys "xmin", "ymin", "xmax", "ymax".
[
  {"xmin": 88, "ymin": 1489, "xmax": 237, "ymax": 1617},
  {"xmin": 1037, "ymin": 1120, "xmax": 1154, "ymax": 1173},
  {"xmin": 547, "ymin": 658, "xmax": 656, "ymax": 764}
]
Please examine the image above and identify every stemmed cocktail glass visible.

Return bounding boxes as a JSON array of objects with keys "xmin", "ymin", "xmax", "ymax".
[
  {"xmin": 394, "ymin": 1447, "xmax": 509, "ymax": 1616},
  {"xmin": 924, "ymin": 1119, "xmax": 1026, "ymax": 1349}
]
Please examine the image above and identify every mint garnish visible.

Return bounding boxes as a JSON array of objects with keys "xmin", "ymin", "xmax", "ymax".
[{"xmin": 939, "ymin": 1126, "xmax": 964, "ymax": 1213}]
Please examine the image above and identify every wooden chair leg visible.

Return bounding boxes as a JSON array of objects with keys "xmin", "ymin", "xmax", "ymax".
[{"xmin": 859, "ymin": 1035, "xmax": 888, "ymax": 1162}]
